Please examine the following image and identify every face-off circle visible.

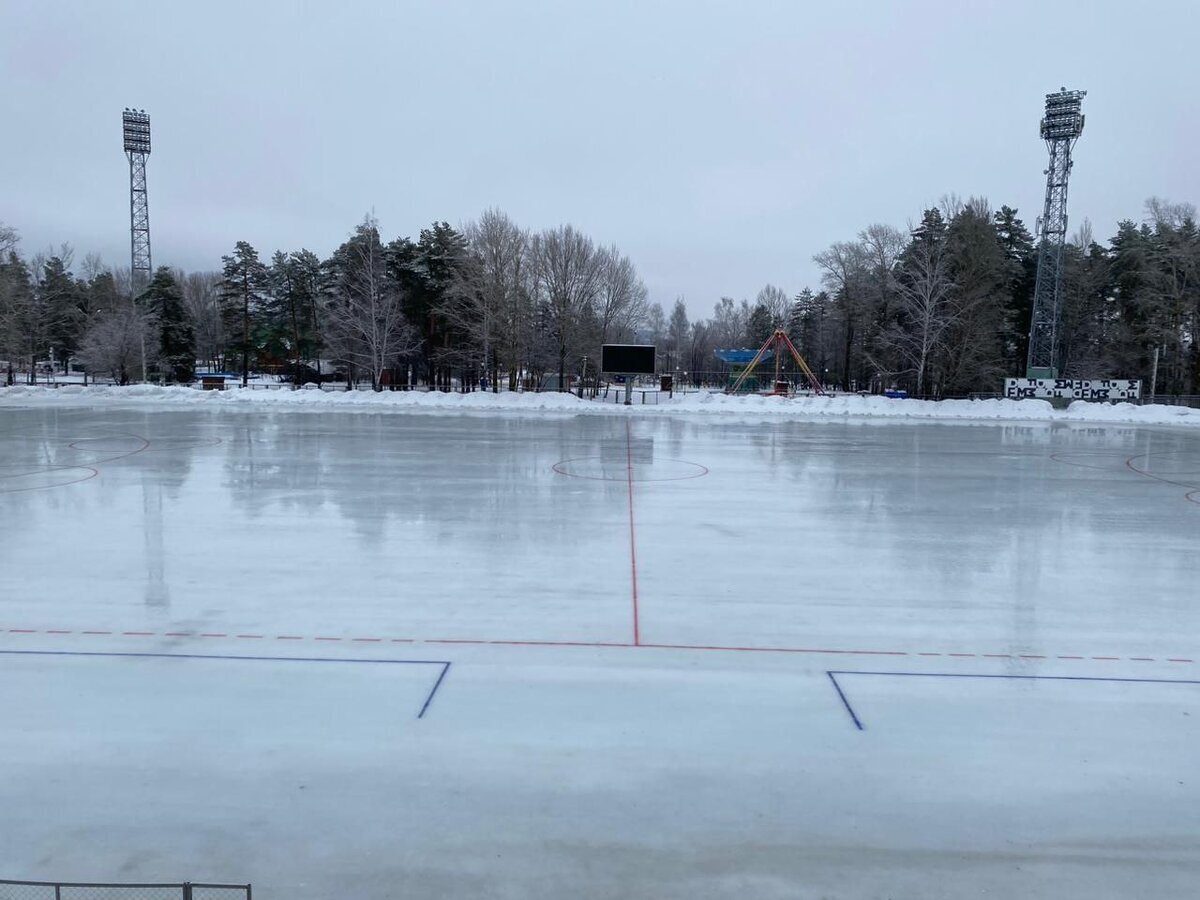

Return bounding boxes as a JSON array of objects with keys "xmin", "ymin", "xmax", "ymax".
[
  {"xmin": 1125, "ymin": 449, "xmax": 1200, "ymax": 479},
  {"xmin": 552, "ymin": 456, "xmax": 709, "ymax": 482},
  {"xmin": 0, "ymin": 464, "xmax": 100, "ymax": 494}
]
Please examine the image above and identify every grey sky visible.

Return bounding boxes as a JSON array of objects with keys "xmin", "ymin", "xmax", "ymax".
[{"xmin": 3, "ymin": 0, "xmax": 1198, "ymax": 318}]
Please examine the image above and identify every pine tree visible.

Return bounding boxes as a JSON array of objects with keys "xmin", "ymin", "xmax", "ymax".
[
  {"xmin": 390, "ymin": 222, "xmax": 469, "ymax": 387},
  {"xmin": 1107, "ymin": 220, "xmax": 1154, "ymax": 382},
  {"xmin": 941, "ymin": 200, "xmax": 1008, "ymax": 393},
  {"xmin": 0, "ymin": 252, "xmax": 35, "ymax": 384},
  {"xmin": 992, "ymin": 206, "xmax": 1036, "ymax": 371},
  {"xmin": 220, "ymin": 241, "xmax": 269, "ymax": 386},
  {"xmin": 40, "ymin": 256, "xmax": 86, "ymax": 373},
  {"xmin": 745, "ymin": 302, "xmax": 773, "ymax": 347},
  {"xmin": 142, "ymin": 267, "xmax": 195, "ymax": 383},
  {"xmin": 268, "ymin": 250, "xmax": 322, "ymax": 385}
]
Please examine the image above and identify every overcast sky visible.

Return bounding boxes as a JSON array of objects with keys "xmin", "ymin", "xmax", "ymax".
[{"xmin": 3, "ymin": 0, "xmax": 1198, "ymax": 317}]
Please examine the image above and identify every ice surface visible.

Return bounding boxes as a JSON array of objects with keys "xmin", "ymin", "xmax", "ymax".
[{"xmin": 1, "ymin": 402, "xmax": 1198, "ymax": 899}]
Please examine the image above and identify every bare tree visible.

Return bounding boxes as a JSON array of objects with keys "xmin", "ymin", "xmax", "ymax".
[
  {"xmin": 753, "ymin": 284, "xmax": 791, "ymax": 330},
  {"xmin": 445, "ymin": 209, "xmax": 532, "ymax": 390},
  {"xmin": 0, "ymin": 223, "xmax": 18, "ymax": 258},
  {"xmin": 1145, "ymin": 197, "xmax": 1197, "ymax": 230},
  {"xmin": 643, "ymin": 301, "xmax": 666, "ymax": 371},
  {"xmin": 814, "ymin": 240, "xmax": 871, "ymax": 390},
  {"xmin": 323, "ymin": 216, "xmax": 418, "ymax": 390},
  {"xmin": 594, "ymin": 245, "xmax": 648, "ymax": 345},
  {"xmin": 531, "ymin": 225, "xmax": 603, "ymax": 390},
  {"xmin": 181, "ymin": 271, "xmax": 224, "ymax": 368},
  {"xmin": 666, "ymin": 297, "xmax": 689, "ymax": 372},
  {"xmin": 1141, "ymin": 198, "xmax": 1200, "ymax": 393},
  {"xmin": 77, "ymin": 305, "xmax": 157, "ymax": 385},
  {"xmin": 884, "ymin": 225, "xmax": 955, "ymax": 397},
  {"xmin": 710, "ymin": 297, "xmax": 747, "ymax": 349}
]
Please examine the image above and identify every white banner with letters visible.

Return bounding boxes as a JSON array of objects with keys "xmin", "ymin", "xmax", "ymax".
[{"xmin": 1004, "ymin": 378, "xmax": 1141, "ymax": 401}]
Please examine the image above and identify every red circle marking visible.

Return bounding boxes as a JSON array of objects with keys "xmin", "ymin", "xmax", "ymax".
[
  {"xmin": 1124, "ymin": 449, "xmax": 1200, "ymax": 479},
  {"xmin": 1048, "ymin": 451, "xmax": 1126, "ymax": 471},
  {"xmin": 0, "ymin": 464, "xmax": 100, "ymax": 494},
  {"xmin": 552, "ymin": 456, "xmax": 709, "ymax": 482}
]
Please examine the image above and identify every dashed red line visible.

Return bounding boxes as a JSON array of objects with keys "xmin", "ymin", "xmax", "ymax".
[
  {"xmin": 487, "ymin": 639, "xmax": 633, "ymax": 648},
  {"xmin": 0, "ymin": 625, "xmax": 1193, "ymax": 665},
  {"xmin": 640, "ymin": 642, "xmax": 910, "ymax": 656}
]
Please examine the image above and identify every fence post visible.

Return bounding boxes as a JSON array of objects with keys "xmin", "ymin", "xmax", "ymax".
[
  {"xmin": 55, "ymin": 887, "xmax": 61, "ymax": 900},
  {"xmin": 182, "ymin": 883, "xmax": 192, "ymax": 900}
]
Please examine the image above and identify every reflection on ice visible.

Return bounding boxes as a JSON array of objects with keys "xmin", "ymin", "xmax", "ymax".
[{"xmin": 0, "ymin": 408, "xmax": 1196, "ymax": 655}]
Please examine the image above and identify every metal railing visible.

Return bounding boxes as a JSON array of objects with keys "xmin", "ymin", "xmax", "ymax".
[
  {"xmin": 597, "ymin": 384, "xmax": 660, "ymax": 404},
  {"xmin": 0, "ymin": 881, "xmax": 250, "ymax": 900}
]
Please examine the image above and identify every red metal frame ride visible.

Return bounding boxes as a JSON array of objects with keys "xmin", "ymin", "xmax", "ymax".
[{"xmin": 725, "ymin": 329, "xmax": 825, "ymax": 395}]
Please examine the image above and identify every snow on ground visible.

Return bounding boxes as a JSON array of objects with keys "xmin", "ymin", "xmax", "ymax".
[{"xmin": 3, "ymin": 382, "xmax": 1200, "ymax": 428}]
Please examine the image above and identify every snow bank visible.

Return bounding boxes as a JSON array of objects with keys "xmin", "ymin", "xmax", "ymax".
[{"xmin": 2, "ymin": 383, "xmax": 1199, "ymax": 428}]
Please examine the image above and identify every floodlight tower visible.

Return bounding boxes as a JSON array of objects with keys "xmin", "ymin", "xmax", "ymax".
[
  {"xmin": 122, "ymin": 108, "xmax": 152, "ymax": 296},
  {"xmin": 1026, "ymin": 88, "xmax": 1086, "ymax": 379}
]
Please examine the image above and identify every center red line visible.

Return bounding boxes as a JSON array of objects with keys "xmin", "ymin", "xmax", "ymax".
[{"xmin": 626, "ymin": 418, "xmax": 641, "ymax": 647}]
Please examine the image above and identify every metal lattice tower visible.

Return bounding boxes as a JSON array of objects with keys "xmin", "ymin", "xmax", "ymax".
[
  {"xmin": 1026, "ymin": 88, "xmax": 1086, "ymax": 379},
  {"xmin": 122, "ymin": 108, "xmax": 152, "ymax": 297}
]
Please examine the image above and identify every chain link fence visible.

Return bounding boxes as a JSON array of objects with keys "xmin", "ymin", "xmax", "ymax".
[{"xmin": 0, "ymin": 882, "xmax": 250, "ymax": 900}]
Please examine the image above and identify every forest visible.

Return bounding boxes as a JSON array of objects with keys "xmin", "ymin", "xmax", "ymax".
[{"xmin": 1, "ymin": 196, "xmax": 1197, "ymax": 396}]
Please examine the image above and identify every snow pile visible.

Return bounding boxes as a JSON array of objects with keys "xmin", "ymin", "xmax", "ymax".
[{"xmin": 2, "ymin": 383, "xmax": 1199, "ymax": 428}]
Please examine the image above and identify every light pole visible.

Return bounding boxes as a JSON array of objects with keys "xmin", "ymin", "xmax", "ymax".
[
  {"xmin": 123, "ymin": 108, "xmax": 152, "ymax": 382},
  {"xmin": 1026, "ymin": 88, "xmax": 1086, "ymax": 379}
]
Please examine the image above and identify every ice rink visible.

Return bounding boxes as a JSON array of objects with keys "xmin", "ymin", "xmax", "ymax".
[{"xmin": 2, "ymin": 403, "xmax": 1199, "ymax": 899}]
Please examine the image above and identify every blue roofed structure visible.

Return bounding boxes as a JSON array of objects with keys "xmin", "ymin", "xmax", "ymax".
[{"xmin": 714, "ymin": 348, "xmax": 774, "ymax": 365}]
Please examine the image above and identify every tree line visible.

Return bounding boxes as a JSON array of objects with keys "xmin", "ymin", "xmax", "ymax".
[
  {"xmin": 2, "ymin": 196, "xmax": 1197, "ymax": 395},
  {"xmin": 0, "ymin": 210, "xmax": 649, "ymax": 391},
  {"xmin": 650, "ymin": 196, "xmax": 1199, "ymax": 397}
]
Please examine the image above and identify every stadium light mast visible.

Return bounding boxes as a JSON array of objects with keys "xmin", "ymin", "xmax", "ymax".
[
  {"xmin": 122, "ymin": 108, "xmax": 152, "ymax": 297},
  {"xmin": 1026, "ymin": 88, "xmax": 1086, "ymax": 379}
]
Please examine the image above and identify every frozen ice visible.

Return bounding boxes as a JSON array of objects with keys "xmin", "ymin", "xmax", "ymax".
[{"xmin": 1, "ymin": 398, "xmax": 1198, "ymax": 899}]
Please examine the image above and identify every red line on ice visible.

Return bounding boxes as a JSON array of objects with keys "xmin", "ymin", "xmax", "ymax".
[
  {"xmin": 4, "ymin": 625, "xmax": 1194, "ymax": 666},
  {"xmin": 626, "ymin": 419, "xmax": 641, "ymax": 646}
]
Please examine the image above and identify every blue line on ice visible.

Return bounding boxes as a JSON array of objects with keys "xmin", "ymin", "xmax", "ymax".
[
  {"xmin": 827, "ymin": 669, "xmax": 1200, "ymax": 732},
  {"xmin": 0, "ymin": 649, "xmax": 452, "ymax": 719}
]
